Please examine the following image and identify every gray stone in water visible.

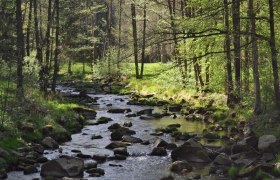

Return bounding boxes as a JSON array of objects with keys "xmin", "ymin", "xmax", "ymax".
[
  {"xmin": 41, "ymin": 137, "xmax": 59, "ymax": 150},
  {"xmin": 122, "ymin": 135, "xmax": 143, "ymax": 143},
  {"xmin": 23, "ymin": 165, "xmax": 38, "ymax": 175},
  {"xmin": 153, "ymin": 138, "xmax": 169, "ymax": 148},
  {"xmin": 151, "ymin": 147, "xmax": 167, "ymax": 156},
  {"xmin": 107, "ymin": 108, "xmax": 131, "ymax": 113},
  {"xmin": 106, "ymin": 142, "xmax": 129, "ymax": 149},
  {"xmin": 92, "ymin": 154, "xmax": 107, "ymax": 162},
  {"xmin": 113, "ymin": 148, "xmax": 129, "ymax": 156},
  {"xmin": 170, "ymin": 160, "xmax": 192, "ymax": 174},
  {"xmin": 41, "ymin": 157, "xmax": 84, "ymax": 178},
  {"xmin": 136, "ymin": 109, "xmax": 154, "ymax": 115}
]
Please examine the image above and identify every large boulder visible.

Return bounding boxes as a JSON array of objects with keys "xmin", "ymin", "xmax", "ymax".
[
  {"xmin": 171, "ymin": 139, "xmax": 211, "ymax": 163},
  {"xmin": 153, "ymin": 138, "xmax": 169, "ymax": 148},
  {"xmin": 41, "ymin": 157, "xmax": 84, "ymax": 178},
  {"xmin": 41, "ymin": 137, "xmax": 59, "ymax": 150},
  {"xmin": 151, "ymin": 147, "xmax": 167, "ymax": 156},
  {"xmin": 258, "ymin": 135, "xmax": 277, "ymax": 152}
]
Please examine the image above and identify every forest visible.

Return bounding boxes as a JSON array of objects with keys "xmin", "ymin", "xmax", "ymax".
[{"xmin": 0, "ymin": 0, "xmax": 280, "ymax": 179}]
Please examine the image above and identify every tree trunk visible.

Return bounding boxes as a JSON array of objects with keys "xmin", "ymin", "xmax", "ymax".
[
  {"xmin": 140, "ymin": 3, "xmax": 147, "ymax": 79},
  {"xmin": 249, "ymin": 0, "xmax": 261, "ymax": 114},
  {"xmin": 232, "ymin": 0, "xmax": 241, "ymax": 99},
  {"xmin": 34, "ymin": 0, "xmax": 45, "ymax": 91},
  {"xmin": 16, "ymin": 0, "xmax": 24, "ymax": 96},
  {"xmin": 106, "ymin": 0, "xmax": 112, "ymax": 75},
  {"xmin": 52, "ymin": 0, "xmax": 59, "ymax": 92},
  {"xmin": 26, "ymin": 0, "xmax": 32, "ymax": 57},
  {"xmin": 117, "ymin": 0, "xmax": 123, "ymax": 70},
  {"xmin": 244, "ymin": 5, "xmax": 250, "ymax": 93},
  {"xmin": 268, "ymin": 0, "xmax": 280, "ymax": 111},
  {"xmin": 131, "ymin": 2, "xmax": 139, "ymax": 79},
  {"xmin": 45, "ymin": 0, "xmax": 52, "ymax": 69},
  {"xmin": 224, "ymin": 0, "xmax": 234, "ymax": 107}
]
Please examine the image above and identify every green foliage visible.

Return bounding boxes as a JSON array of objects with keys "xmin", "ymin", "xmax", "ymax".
[
  {"xmin": 0, "ymin": 138, "xmax": 24, "ymax": 151},
  {"xmin": 228, "ymin": 165, "xmax": 238, "ymax": 179}
]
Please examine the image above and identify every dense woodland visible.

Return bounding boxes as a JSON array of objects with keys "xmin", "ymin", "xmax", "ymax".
[{"xmin": 0, "ymin": 0, "xmax": 280, "ymax": 179}]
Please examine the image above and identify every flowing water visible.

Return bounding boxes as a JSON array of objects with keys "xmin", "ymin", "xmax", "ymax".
[{"xmin": 8, "ymin": 87, "xmax": 218, "ymax": 180}]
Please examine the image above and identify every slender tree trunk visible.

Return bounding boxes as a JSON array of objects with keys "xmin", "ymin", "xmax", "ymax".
[
  {"xmin": 45, "ymin": 0, "xmax": 52, "ymax": 68},
  {"xmin": 16, "ymin": 0, "xmax": 24, "ymax": 96},
  {"xmin": 167, "ymin": 0, "xmax": 179, "ymax": 64},
  {"xmin": 268, "ymin": 0, "xmax": 280, "ymax": 111},
  {"xmin": 26, "ymin": 0, "xmax": 32, "ymax": 57},
  {"xmin": 117, "ymin": 0, "xmax": 123, "ymax": 70},
  {"xmin": 140, "ymin": 3, "xmax": 147, "ymax": 79},
  {"xmin": 193, "ymin": 58, "xmax": 199, "ymax": 92},
  {"xmin": 106, "ymin": 0, "xmax": 112, "ymax": 75},
  {"xmin": 34, "ymin": 0, "xmax": 44, "ymax": 91},
  {"xmin": 232, "ymin": 0, "xmax": 241, "ymax": 99},
  {"xmin": 131, "ymin": 2, "xmax": 139, "ymax": 79},
  {"xmin": 249, "ymin": 0, "xmax": 261, "ymax": 114},
  {"xmin": 224, "ymin": 0, "xmax": 234, "ymax": 107},
  {"xmin": 244, "ymin": 5, "xmax": 250, "ymax": 92},
  {"xmin": 52, "ymin": 0, "xmax": 59, "ymax": 92}
]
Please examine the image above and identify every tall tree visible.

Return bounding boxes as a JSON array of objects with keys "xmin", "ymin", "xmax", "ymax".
[
  {"xmin": 15, "ymin": 0, "xmax": 24, "ymax": 96},
  {"xmin": 224, "ymin": 0, "xmax": 234, "ymax": 107},
  {"xmin": 131, "ymin": 1, "xmax": 139, "ymax": 79},
  {"xmin": 52, "ymin": 0, "xmax": 59, "ymax": 92},
  {"xmin": 26, "ymin": 0, "xmax": 33, "ymax": 57},
  {"xmin": 232, "ymin": 0, "xmax": 241, "ymax": 99},
  {"xmin": 249, "ymin": 0, "xmax": 261, "ymax": 114},
  {"xmin": 140, "ymin": 2, "xmax": 147, "ymax": 79},
  {"xmin": 117, "ymin": 0, "xmax": 123, "ymax": 70},
  {"xmin": 268, "ymin": 0, "xmax": 280, "ymax": 111}
]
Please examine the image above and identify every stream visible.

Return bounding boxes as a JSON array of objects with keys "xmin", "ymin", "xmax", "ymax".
[{"xmin": 8, "ymin": 86, "xmax": 220, "ymax": 180}]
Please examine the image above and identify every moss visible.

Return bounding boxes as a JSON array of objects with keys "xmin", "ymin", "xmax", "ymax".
[{"xmin": 228, "ymin": 165, "xmax": 238, "ymax": 179}]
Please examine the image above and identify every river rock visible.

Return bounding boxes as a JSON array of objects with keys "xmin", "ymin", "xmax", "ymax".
[
  {"xmin": 113, "ymin": 147, "xmax": 129, "ymax": 156},
  {"xmin": 97, "ymin": 117, "xmax": 113, "ymax": 124},
  {"xmin": 41, "ymin": 137, "xmax": 59, "ymax": 150},
  {"xmin": 151, "ymin": 147, "xmax": 167, "ymax": 156},
  {"xmin": 231, "ymin": 144, "xmax": 250, "ymax": 155},
  {"xmin": 32, "ymin": 144, "xmax": 45, "ymax": 154},
  {"xmin": 86, "ymin": 168, "xmax": 105, "ymax": 176},
  {"xmin": 23, "ymin": 165, "xmax": 38, "ymax": 175},
  {"xmin": 36, "ymin": 157, "xmax": 48, "ymax": 163},
  {"xmin": 108, "ymin": 108, "xmax": 131, "ymax": 113},
  {"xmin": 140, "ymin": 115, "xmax": 155, "ymax": 120},
  {"xmin": 0, "ymin": 169, "xmax": 7, "ymax": 179},
  {"xmin": 106, "ymin": 142, "xmax": 129, "ymax": 149},
  {"xmin": 171, "ymin": 139, "xmax": 211, "ymax": 163},
  {"xmin": 92, "ymin": 154, "xmax": 107, "ymax": 162},
  {"xmin": 170, "ymin": 160, "xmax": 192, "ymax": 174},
  {"xmin": 73, "ymin": 107, "xmax": 97, "ymax": 120},
  {"xmin": 160, "ymin": 175, "xmax": 174, "ymax": 180},
  {"xmin": 258, "ymin": 135, "xmax": 277, "ymax": 152},
  {"xmin": 91, "ymin": 134, "xmax": 103, "ymax": 140},
  {"xmin": 114, "ymin": 154, "xmax": 127, "ymax": 160},
  {"xmin": 41, "ymin": 125, "xmax": 54, "ymax": 136},
  {"xmin": 213, "ymin": 153, "xmax": 232, "ymax": 166},
  {"xmin": 122, "ymin": 135, "xmax": 143, "ymax": 143},
  {"xmin": 153, "ymin": 138, "xmax": 169, "ymax": 148},
  {"xmin": 85, "ymin": 162, "xmax": 97, "ymax": 169},
  {"xmin": 123, "ymin": 122, "xmax": 133, "ymax": 127},
  {"xmin": 77, "ymin": 153, "xmax": 92, "ymax": 159},
  {"xmin": 137, "ymin": 109, "xmax": 153, "ymax": 115},
  {"xmin": 108, "ymin": 123, "xmax": 121, "ymax": 130},
  {"xmin": 168, "ymin": 105, "xmax": 182, "ymax": 112},
  {"xmin": 41, "ymin": 157, "xmax": 84, "ymax": 178},
  {"xmin": 237, "ymin": 136, "xmax": 258, "ymax": 148},
  {"xmin": 111, "ymin": 127, "xmax": 136, "ymax": 141},
  {"xmin": 126, "ymin": 114, "xmax": 137, "ymax": 117}
]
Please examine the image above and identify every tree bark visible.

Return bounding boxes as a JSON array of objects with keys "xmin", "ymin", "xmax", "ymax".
[
  {"xmin": 249, "ymin": 0, "xmax": 261, "ymax": 114},
  {"xmin": 26, "ymin": 0, "xmax": 32, "ymax": 57},
  {"xmin": 268, "ymin": 0, "xmax": 280, "ymax": 111},
  {"xmin": 232, "ymin": 0, "xmax": 241, "ymax": 98},
  {"xmin": 140, "ymin": 3, "xmax": 147, "ymax": 79},
  {"xmin": 224, "ymin": 0, "xmax": 234, "ymax": 107},
  {"xmin": 52, "ymin": 0, "xmax": 59, "ymax": 92},
  {"xmin": 117, "ymin": 0, "xmax": 123, "ymax": 70},
  {"xmin": 131, "ymin": 2, "xmax": 139, "ymax": 79},
  {"xmin": 244, "ymin": 4, "xmax": 250, "ymax": 93},
  {"xmin": 16, "ymin": 0, "xmax": 24, "ymax": 96}
]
